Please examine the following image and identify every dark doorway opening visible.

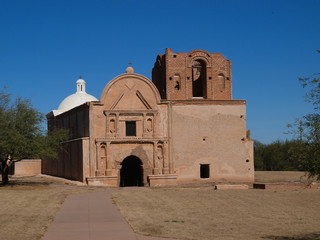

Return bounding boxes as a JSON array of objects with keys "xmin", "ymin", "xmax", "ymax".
[
  {"xmin": 200, "ymin": 164, "xmax": 210, "ymax": 178},
  {"xmin": 192, "ymin": 60, "xmax": 207, "ymax": 98},
  {"xmin": 120, "ymin": 155, "xmax": 144, "ymax": 187}
]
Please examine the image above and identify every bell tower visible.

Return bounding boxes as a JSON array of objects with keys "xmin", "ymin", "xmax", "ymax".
[{"xmin": 152, "ymin": 48, "xmax": 233, "ymax": 100}]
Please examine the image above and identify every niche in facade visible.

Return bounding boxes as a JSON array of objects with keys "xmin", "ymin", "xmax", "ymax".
[
  {"xmin": 146, "ymin": 118, "xmax": 153, "ymax": 132},
  {"xmin": 109, "ymin": 119, "xmax": 116, "ymax": 133},
  {"xmin": 218, "ymin": 73, "xmax": 226, "ymax": 92},
  {"xmin": 99, "ymin": 144, "xmax": 107, "ymax": 171}
]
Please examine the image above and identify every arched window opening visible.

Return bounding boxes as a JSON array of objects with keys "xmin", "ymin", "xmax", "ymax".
[
  {"xmin": 218, "ymin": 73, "xmax": 226, "ymax": 91},
  {"xmin": 192, "ymin": 60, "xmax": 207, "ymax": 98},
  {"xmin": 174, "ymin": 74, "xmax": 181, "ymax": 90},
  {"xmin": 120, "ymin": 156, "xmax": 144, "ymax": 187},
  {"xmin": 109, "ymin": 119, "xmax": 115, "ymax": 133},
  {"xmin": 156, "ymin": 145, "xmax": 164, "ymax": 170},
  {"xmin": 99, "ymin": 145, "xmax": 107, "ymax": 169},
  {"xmin": 146, "ymin": 118, "xmax": 153, "ymax": 132}
]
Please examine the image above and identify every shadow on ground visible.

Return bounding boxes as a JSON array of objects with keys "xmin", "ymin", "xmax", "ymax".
[
  {"xmin": 0, "ymin": 176, "xmax": 56, "ymax": 189},
  {"xmin": 263, "ymin": 233, "xmax": 320, "ymax": 240},
  {"xmin": 0, "ymin": 181, "xmax": 52, "ymax": 187}
]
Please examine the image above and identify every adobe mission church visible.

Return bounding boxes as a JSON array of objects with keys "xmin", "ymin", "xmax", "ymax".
[{"xmin": 43, "ymin": 49, "xmax": 254, "ymax": 187}]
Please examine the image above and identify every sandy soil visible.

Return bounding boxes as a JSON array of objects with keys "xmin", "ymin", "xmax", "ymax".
[
  {"xmin": 112, "ymin": 172, "xmax": 320, "ymax": 240},
  {"xmin": 0, "ymin": 172, "xmax": 319, "ymax": 240},
  {"xmin": 254, "ymin": 171, "xmax": 314, "ymax": 184},
  {"xmin": 0, "ymin": 175, "xmax": 99, "ymax": 240}
]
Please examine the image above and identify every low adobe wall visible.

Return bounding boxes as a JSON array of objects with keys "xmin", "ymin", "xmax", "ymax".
[{"xmin": 12, "ymin": 159, "xmax": 42, "ymax": 176}]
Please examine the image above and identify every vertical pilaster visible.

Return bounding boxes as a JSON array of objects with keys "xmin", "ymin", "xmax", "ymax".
[
  {"xmin": 115, "ymin": 113, "xmax": 119, "ymax": 137},
  {"xmin": 168, "ymin": 102, "xmax": 174, "ymax": 174},
  {"xmin": 95, "ymin": 141, "xmax": 99, "ymax": 175},
  {"xmin": 162, "ymin": 141, "xmax": 169, "ymax": 174},
  {"xmin": 153, "ymin": 141, "xmax": 160, "ymax": 174},
  {"xmin": 142, "ymin": 113, "xmax": 146, "ymax": 137},
  {"xmin": 106, "ymin": 142, "xmax": 112, "ymax": 176}
]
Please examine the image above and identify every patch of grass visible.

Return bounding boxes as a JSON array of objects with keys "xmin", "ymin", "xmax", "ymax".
[{"xmin": 164, "ymin": 219, "xmax": 184, "ymax": 223}]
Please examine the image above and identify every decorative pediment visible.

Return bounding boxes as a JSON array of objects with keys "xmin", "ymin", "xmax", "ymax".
[
  {"xmin": 110, "ymin": 89, "xmax": 152, "ymax": 110},
  {"xmin": 136, "ymin": 90, "xmax": 152, "ymax": 109},
  {"xmin": 100, "ymin": 74, "xmax": 161, "ymax": 110}
]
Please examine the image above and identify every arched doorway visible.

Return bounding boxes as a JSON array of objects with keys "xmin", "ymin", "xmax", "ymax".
[
  {"xmin": 120, "ymin": 156, "xmax": 144, "ymax": 187},
  {"xmin": 192, "ymin": 59, "xmax": 207, "ymax": 98}
]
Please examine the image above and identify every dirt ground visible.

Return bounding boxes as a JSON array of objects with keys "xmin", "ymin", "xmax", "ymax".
[
  {"xmin": 0, "ymin": 172, "xmax": 319, "ymax": 240},
  {"xmin": 254, "ymin": 171, "xmax": 315, "ymax": 184},
  {"xmin": 0, "ymin": 175, "xmax": 99, "ymax": 240},
  {"xmin": 112, "ymin": 172, "xmax": 320, "ymax": 240}
]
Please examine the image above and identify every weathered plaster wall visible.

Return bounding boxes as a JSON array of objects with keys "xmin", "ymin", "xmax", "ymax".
[
  {"xmin": 13, "ymin": 159, "xmax": 41, "ymax": 176},
  {"xmin": 86, "ymin": 72, "xmax": 170, "ymax": 184},
  {"xmin": 44, "ymin": 50, "xmax": 254, "ymax": 186},
  {"xmin": 82, "ymin": 138, "xmax": 90, "ymax": 181},
  {"xmin": 109, "ymin": 143, "xmax": 154, "ymax": 185},
  {"xmin": 42, "ymin": 139, "xmax": 85, "ymax": 182},
  {"xmin": 170, "ymin": 102, "xmax": 254, "ymax": 183},
  {"xmin": 44, "ymin": 105, "xmax": 90, "ymax": 182}
]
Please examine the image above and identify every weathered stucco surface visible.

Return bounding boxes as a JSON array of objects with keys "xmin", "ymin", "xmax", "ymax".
[
  {"xmin": 12, "ymin": 159, "xmax": 41, "ymax": 176},
  {"xmin": 170, "ymin": 104, "xmax": 254, "ymax": 183},
  {"xmin": 43, "ymin": 49, "xmax": 254, "ymax": 186}
]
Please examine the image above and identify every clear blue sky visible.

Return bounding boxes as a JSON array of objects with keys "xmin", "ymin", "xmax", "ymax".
[{"xmin": 0, "ymin": 0, "xmax": 319, "ymax": 143}]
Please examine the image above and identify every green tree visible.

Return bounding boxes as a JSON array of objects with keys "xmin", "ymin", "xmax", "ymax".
[
  {"xmin": 289, "ymin": 51, "xmax": 320, "ymax": 179},
  {"xmin": 253, "ymin": 140, "xmax": 264, "ymax": 170},
  {"xmin": 254, "ymin": 140, "xmax": 300, "ymax": 171},
  {"xmin": 0, "ymin": 87, "xmax": 67, "ymax": 185}
]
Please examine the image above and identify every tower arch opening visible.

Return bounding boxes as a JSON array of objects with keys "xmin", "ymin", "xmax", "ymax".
[
  {"xmin": 120, "ymin": 155, "xmax": 144, "ymax": 187},
  {"xmin": 192, "ymin": 60, "xmax": 207, "ymax": 98}
]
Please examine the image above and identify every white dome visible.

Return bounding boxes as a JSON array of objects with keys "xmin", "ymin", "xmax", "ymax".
[
  {"xmin": 58, "ymin": 92, "xmax": 98, "ymax": 111},
  {"xmin": 57, "ymin": 77, "xmax": 98, "ymax": 113}
]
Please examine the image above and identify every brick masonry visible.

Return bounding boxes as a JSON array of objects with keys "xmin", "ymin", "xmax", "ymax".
[{"xmin": 152, "ymin": 48, "xmax": 232, "ymax": 100}]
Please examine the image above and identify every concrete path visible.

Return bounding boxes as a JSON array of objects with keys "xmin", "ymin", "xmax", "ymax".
[{"xmin": 42, "ymin": 192, "xmax": 178, "ymax": 240}]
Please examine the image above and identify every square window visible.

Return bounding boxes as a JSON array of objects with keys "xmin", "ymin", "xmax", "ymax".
[
  {"xmin": 200, "ymin": 164, "xmax": 210, "ymax": 178},
  {"xmin": 126, "ymin": 121, "xmax": 136, "ymax": 136}
]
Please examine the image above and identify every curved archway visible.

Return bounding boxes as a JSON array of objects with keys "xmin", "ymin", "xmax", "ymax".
[
  {"xmin": 120, "ymin": 155, "xmax": 144, "ymax": 187},
  {"xmin": 192, "ymin": 59, "xmax": 207, "ymax": 98}
]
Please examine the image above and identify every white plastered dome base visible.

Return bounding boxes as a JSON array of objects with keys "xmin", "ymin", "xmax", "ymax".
[{"xmin": 55, "ymin": 77, "xmax": 98, "ymax": 116}]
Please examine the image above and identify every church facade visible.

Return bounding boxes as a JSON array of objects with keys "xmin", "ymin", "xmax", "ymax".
[{"xmin": 43, "ymin": 49, "xmax": 254, "ymax": 186}]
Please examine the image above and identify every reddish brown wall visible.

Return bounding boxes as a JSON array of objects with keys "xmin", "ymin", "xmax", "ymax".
[
  {"xmin": 43, "ymin": 104, "xmax": 90, "ymax": 182},
  {"xmin": 42, "ymin": 139, "xmax": 85, "ymax": 182},
  {"xmin": 152, "ymin": 48, "xmax": 232, "ymax": 100},
  {"xmin": 47, "ymin": 104, "xmax": 90, "ymax": 139},
  {"xmin": 152, "ymin": 54, "xmax": 167, "ymax": 99}
]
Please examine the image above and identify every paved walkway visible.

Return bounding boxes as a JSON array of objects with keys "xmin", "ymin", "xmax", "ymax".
[{"xmin": 42, "ymin": 192, "xmax": 178, "ymax": 240}]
